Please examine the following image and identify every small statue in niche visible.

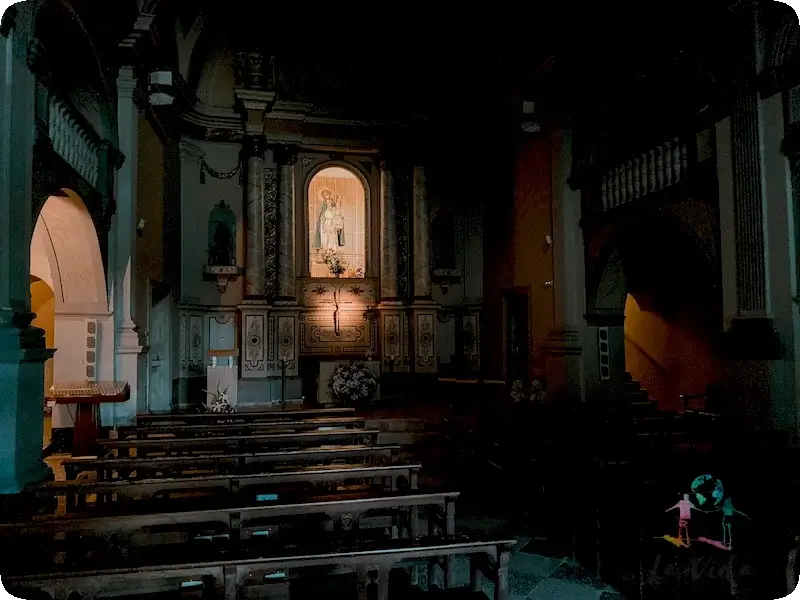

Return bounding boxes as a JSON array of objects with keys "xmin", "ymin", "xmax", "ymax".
[{"xmin": 207, "ymin": 199, "xmax": 236, "ymax": 267}]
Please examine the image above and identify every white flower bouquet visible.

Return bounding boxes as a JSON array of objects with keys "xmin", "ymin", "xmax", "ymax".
[{"xmin": 330, "ymin": 361, "xmax": 378, "ymax": 404}]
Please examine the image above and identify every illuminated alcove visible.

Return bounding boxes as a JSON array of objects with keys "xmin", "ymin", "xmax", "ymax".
[
  {"xmin": 30, "ymin": 189, "xmax": 110, "ymax": 441},
  {"xmin": 308, "ymin": 166, "xmax": 367, "ymax": 279}
]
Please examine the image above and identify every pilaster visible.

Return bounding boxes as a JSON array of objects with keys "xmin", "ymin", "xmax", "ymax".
[
  {"xmin": 542, "ymin": 129, "xmax": 586, "ymax": 402},
  {"xmin": 275, "ymin": 145, "xmax": 297, "ymax": 303},
  {"xmin": 412, "ymin": 165, "xmax": 432, "ymax": 300},
  {"xmin": 243, "ymin": 135, "xmax": 266, "ymax": 298},
  {"xmin": 111, "ymin": 66, "xmax": 144, "ymax": 425},
  {"xmin": 379, "ymin": 160, "xmax": 400, "ymax": 303}
]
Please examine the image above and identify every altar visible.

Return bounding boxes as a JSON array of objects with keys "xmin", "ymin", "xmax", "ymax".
[{"xmin": 318, "ymin": 360, "xmax": 381, "ymax": 405}]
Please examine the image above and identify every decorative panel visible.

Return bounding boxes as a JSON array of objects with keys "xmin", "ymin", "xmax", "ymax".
[
  {"xmin": 241, "ymin": 310, "xmax": 267, "ymax": 378},
  {"xmin": 463, "ymin": 313, "xmax": 480, "ymax": 372},
  {"xmin": 299, "ymin": 309, "xmax": 376, "ymax": 357},
  {"xmin": 264, "ymin": 168, "xmax": 278, "ymax": 299},
  {"xmin": 188, "ymin": 315, "xmax": 204, "ymax": 375},
  {"xmin": 413, "ymin": 311, "xmax": 436, "ymax": 373},
  {"xmin": 380, "ymin": 311, "xmax": 409, "ymax": 372},
  {"xmin": 268, "ymin": 312, "xmax": 299, "ymax": 377},
  {"xmin": 208, "ymin": 313, "xmax": 236, "ymax": 351}
]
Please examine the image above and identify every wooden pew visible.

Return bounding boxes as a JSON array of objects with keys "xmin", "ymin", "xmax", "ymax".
[
  {"xmin": 1, "ymin": 491, "xmax": 461, "ymax": 569},
  {"xmin": 136, "ymin": 406, "xmax": 356, "ymax": 426},
  {"xmin": 29, "ymin": 464, "xmax": 422, "ymax": 511},
  {"xmin": 135, "ymin": 416, "xmax": 365, "ymax": 438},
  {"xmin": 63, "ymin": 444, "xmax": 400, "ymax": 481},
  {"xmin": 98, "ymin": 428, "xmax": 380, "ymax": 457},
  {"xmin": 2, "ymin": 537, "xmax": 516, "ymax": 600}
]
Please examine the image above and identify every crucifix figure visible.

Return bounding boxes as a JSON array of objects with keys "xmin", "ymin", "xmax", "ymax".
[{"xmin": 333, "ymin": 289, "xmax": 340, "ymax": 334}]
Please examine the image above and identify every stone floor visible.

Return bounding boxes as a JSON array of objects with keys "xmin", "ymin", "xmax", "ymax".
[{"xmin": 450, "ymin": 512, "xmax": 625, "ymax": 600}]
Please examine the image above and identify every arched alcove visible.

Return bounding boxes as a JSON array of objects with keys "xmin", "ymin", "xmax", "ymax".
[
  {"xmin": 588, "ymin": 214, "xmax": 723, "ymax": 409},
  {"xmin": 30, "ymin": 189, "xmax": 111, "ymax": 440},
  {"xmin": 307, "ymin": 166, "xmax": 367, "ymax": 279}
]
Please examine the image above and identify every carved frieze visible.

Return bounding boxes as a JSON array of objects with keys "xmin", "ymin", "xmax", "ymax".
[
  {"xmin": 179, "ymin": 313, "xmax": 187, "ymax": 374},
  {"xmin": 264, "ymin": 168, "xmax": 278, "ymax": 299},
  {"xmin": 463, "ymin": 313, "xmax": 480, "ymax": 372},
  {"xmin": 269, "ymin": 313, "xmax": 299, "ymax": 376},
  {"xmin": 187, "ymin": 314, "xmax": 205, "ymax": 375},
  {"xmin": 301, "ymin": 279, "xmax": 377, "ymax": 306}
]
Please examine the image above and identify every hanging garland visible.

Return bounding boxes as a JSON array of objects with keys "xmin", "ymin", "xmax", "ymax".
[{"xmin": 200, "ymin": 156, "xmax": 243, "ymax": 185}]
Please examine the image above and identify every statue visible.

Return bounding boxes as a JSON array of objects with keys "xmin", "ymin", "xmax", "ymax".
[
  {"xmin": 314, "ymin": 189, "xmax": 345, "ymax": 251},
  {"xmin": 208, "ymin": 199, "xmax": 236, "ymax": 267}
]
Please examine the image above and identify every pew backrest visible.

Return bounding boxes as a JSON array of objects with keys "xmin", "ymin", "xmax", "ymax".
[
  {"xmin": 135, "ymin": 416, "xmax": 366, "ymax": 438},
  {"xmin": 136, "ymin": 407, "xmax": 356, "ymax": 426},
  {"xmin": 63, "ymin": 445, "xmax": 400, "ymax": 480}
]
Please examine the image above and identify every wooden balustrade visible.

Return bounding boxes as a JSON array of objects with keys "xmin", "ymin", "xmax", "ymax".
[
  {"xmin": 44, "ymin": 94, "xmax": 101, "ymax": 189},
  {"xmin": 599, "ymin": 136, "xmax": 690, "ymax": 211}
]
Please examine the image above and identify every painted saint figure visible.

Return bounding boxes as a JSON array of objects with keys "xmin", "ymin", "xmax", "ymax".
[
  {"xmin": 314, "ymin": 189, "xmax": 345, "ymax": 251},
  {"xmin": 666, "ymin": 494, "xmax": 699, "ymax": 547}
]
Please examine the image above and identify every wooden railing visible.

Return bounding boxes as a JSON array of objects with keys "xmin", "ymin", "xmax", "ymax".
[
  {"xmin": 599, "ymin": 136, "xmax": 690, "ymax": 211},
  {"xmin": 44, "ymin": 93, "xmax": 101, "ymax": 188}
]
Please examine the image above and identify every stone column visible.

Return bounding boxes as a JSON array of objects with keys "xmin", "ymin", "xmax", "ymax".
[
  {"xmin": 275, "ymin": 146, "xmax": 296, "ymax": 302},
  {"xmin": 111, "ymin": 66, "xmax": 143, "ymax": 425},
  {"xmin": 412, "ymin": 165, "xmax": 431, "ymax": 300},
  {"xmin": 717, "ymin": 6, "xmax": 798, "ymax": 433},
  {"xmin": 243, "ymin": 135, "xmax": 266, "ymax": 298},
  {"xmin": 379, "ymin": 160, "xmax": 399, "ymax": 302},
  {"xmin": 0, "ymin": 5, "xmax": 54, "ymax": 493},
  {"xmin": 542, "ymin": 129, "xmax": 586, "ymax": 402}
]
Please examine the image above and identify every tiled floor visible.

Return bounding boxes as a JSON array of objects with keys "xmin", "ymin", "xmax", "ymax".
[{"xmin": 453, "ymin": 513, "xmax": 626, "ymax": 600}]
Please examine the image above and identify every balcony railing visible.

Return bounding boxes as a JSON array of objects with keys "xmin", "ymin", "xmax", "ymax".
[
  {"xmin": 599, "ymin": 137, "xmax": 690, "ymax": 211},
  {"xmin": 45, "ymin": 94, "xmax": 101, "ymax": 189}
]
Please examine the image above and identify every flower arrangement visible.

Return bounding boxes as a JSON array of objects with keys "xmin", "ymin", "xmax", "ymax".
[
  {"xmin": 320, "ymin": 248, "xmax": 347, "ymax": 276},
  {"xmin": 330, "ymin": 361, "xmax": 378, "ymax": 404}
]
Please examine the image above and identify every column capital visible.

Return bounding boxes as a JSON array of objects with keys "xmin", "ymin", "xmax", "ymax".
[
  {"xmin": 274, "ymin": 144, "xmax": 298, "ymax": 167},
  {"xmin": 242, "ymin": 135, "xmax": 266, "ymax": 159}
]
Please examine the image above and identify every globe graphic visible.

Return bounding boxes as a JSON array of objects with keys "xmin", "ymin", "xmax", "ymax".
[{"xmin": 690, "ymin": 474, "xmax": 725, "ymax": 507}]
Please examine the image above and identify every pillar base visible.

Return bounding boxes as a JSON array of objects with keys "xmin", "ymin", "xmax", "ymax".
[
  {"xmin": 111, "ymin": 343, "xmax": 143, "ymax": 427},
  {"xmin": 718, "ymin": 317, "xmax": 784, "ymax": 360},
  {"xmin": 540, "ymin": 328, "xmax": 584, "ymax": 402},
  {"xmin": 0, "ymin": 318, "xmax": 55, "ymax": 494}
]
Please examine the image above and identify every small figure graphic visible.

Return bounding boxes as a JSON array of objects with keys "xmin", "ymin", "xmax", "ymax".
[
  {"xmin": 666, "ymin": 494, "xmax": 700, "ymax": 547},
  {"xmin": 719, "ymin": 497, "xmax": 749, "ymax": 550}
]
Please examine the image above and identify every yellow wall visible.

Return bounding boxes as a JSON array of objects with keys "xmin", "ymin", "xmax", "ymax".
[
  {"xmin": 30, "ymin": 277, "xmax": 55, "ymax": 392},
  {"xmin": 625, "ymin": 293, "xmax": 723, "ymax": 411},
  {"xmin": 136, "ymin": 114, "xmax": 165, "ymax": 323}
]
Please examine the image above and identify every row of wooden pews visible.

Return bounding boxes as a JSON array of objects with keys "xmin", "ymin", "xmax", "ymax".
[{"xmin": 3, "ymin": 405, "xmax": 515, "ymax": 600}]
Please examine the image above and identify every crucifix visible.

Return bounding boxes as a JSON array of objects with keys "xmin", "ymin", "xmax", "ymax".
[{"xmin": 333, "ymin": 289, "xmax": 340, "ymax": 334}]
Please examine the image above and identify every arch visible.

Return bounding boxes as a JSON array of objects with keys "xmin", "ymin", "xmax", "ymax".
[
  {"xmin": 306, "ymin": 163, "xmax": 370, "ymax": 279},
  {"xmin": 31, "ymin": 189, "xmax": 108, "ymax": 311},
  {"xmin": 33, "ymin": 0, "xmax": 118, "ymax": 147},
  {"xmin": 587, "ymin": 211, "xmax": 716, "ymax": 318}
]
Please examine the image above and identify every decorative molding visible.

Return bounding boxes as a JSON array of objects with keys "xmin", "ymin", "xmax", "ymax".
[
  {"xmin": 300, "ymin": 279, "xmax": 377, "ymax": 306},
  {"xmin": 299, "ymin": 310, "xmax": 376, "ymax": 357},
  {"xmin": 187, "ymin": 314, "xmax": 204, "ymax": 375}
]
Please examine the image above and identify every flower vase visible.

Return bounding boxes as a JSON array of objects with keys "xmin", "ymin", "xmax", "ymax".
[{"xmin": 334, "ymin": 273, "xmax": 341, "ymax": 278}]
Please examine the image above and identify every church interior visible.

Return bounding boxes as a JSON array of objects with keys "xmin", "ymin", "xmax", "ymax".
[{"xmin": 2, "ymin": 0, "xmax": 800, "ymax": 598}]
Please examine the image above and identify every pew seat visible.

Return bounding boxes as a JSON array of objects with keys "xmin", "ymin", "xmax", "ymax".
[
  {"xmin": 3, "ymin": 536, "xmax": 516, "ymax": 600},
  {"xmin": 27, "ymin": 464, "xmax": 421, "ymax": 511}
]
